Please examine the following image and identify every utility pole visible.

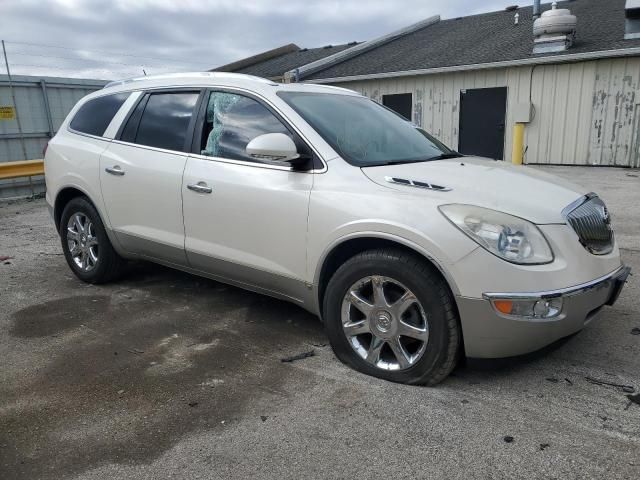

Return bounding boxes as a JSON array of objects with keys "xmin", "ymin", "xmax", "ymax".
[{"xmin": 2, "ymin": 40, "xmax": 28, "ymax": 160}]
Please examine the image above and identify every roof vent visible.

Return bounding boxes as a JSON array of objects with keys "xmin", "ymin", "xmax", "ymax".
[
  {"xmin": 533, "ymin": 2, "xmax": 577, "ymax": 54},
  {"xmin": 625, "ymin": 0, "xmax": 640, "ymax": 39}
]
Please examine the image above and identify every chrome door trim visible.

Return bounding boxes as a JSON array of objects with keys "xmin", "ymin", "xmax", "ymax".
[
  {"xmin": 112, "ymin": 230, "xmax": 314, "ymax": 309},
  {"xmin": 109, "ymin": 139, "xmax": 193, "ymax": 157},
  {"xmin": 186, "ymin": 250, "xmax": 312, "ymax": 306},
  {"xmin": 187, "ymin": 152, "xmax": 296, "ymax": 172},
  {"xmin": 115, "ymin": 231, "xmax": 189, "ymax": 267},
  {"xmin": 66, "ymin": 128, "xmax": 112, "ymax": 143},
  {"xmin": 111, "ymin": 83, "xmax": 328, "ymax": 173},
  {"xmin": 108, "ymin": 138, "xmax": 298, "ymax": 172}
]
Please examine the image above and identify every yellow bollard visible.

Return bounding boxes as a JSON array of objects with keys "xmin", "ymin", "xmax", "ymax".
[{"xmin": 511, "ymin": 122, "xmax": 525, "ymax": 165}]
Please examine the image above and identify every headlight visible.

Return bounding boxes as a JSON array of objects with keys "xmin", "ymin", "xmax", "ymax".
[{"xmin": 439, "ymin": 204, "xmax": 553, "ymax": 264}]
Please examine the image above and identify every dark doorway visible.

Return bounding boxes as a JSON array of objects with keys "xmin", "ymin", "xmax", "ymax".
[
  {"xmin": 458, "ymin": 87, "xmax": 507, "ymax": 159},
  {"xmin": 382, "ymin": 93, "xmax": 412, "ymax": 121}
]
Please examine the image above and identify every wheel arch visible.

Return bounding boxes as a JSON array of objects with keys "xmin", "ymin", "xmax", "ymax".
[
  {"xmin": 53, "ymin": 185, "xmax": 112, "ymax": 239},
  {"xmin": 315, "ymin": 233, "xmax": 461, "ymax": 320},
  {"xmin": 54, "ymin": 186, "xmax": 93, "ymax": 233}
]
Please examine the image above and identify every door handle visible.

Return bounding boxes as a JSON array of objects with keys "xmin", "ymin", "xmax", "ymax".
[
  {"xmin": 187, "ymin": 182, "xmax": 213, "ymax": 194},
  {"xmin": 105, "ymin": 165, "xmax": 125, "ymax": 176}
]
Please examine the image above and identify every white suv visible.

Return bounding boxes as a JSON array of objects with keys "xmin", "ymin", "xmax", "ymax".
[{"xmin": 45, "ymin": 72, "xmax": 629, "ymax": 385}]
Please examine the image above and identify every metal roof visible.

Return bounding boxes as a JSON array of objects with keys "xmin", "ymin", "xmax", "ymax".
[
  {"xmin": 304, "ymin": 0, "xmax": 640, "ymax": 81},
  {"xmin": 215, "ymin": 43, "xmax": 358, "ymax": 79}
]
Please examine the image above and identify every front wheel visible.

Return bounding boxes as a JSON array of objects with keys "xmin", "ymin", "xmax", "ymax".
[
  {"xmin": 323, "ymin": 249, "xmax": 460, "ymax": 385},
  {"xmin": 60, "ymin": 196, "xmax": 124, "ymax": 284}
]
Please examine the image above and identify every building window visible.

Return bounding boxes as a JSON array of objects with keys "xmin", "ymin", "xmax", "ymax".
[
  {"xmin": 625, "ymin": 4, "xmax": 640, "ymax": 39},
  {"xmin": 382, "ymin": 93, "xmax": 412, "ymax": 121}
]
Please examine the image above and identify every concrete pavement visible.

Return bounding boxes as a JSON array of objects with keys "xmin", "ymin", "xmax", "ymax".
[{"xmin": 0, "ymin": 166, "xmax": 638, "ymax": 479}]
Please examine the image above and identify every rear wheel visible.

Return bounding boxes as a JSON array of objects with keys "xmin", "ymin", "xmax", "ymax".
[
  {"xmin": 323, "ymin": 248, "xmax": 460, "ymax": 385},
  {"xmin": 60, "ymin": 197, "xmax": 124, "ymax": 284}
]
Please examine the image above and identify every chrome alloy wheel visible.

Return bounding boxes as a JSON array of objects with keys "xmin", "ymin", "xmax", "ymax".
[
  {"xmin": 66, "ymin": 212, "xmax": 99, "ymax": 272},
  {"xmin": 341, "ymin": 275, "xmax": 429, "ymax": 371}
]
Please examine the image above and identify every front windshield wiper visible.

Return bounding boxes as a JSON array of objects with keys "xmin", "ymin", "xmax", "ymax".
[
  {"xmin": 368, "ymin": 151, "xmax": 463, "ymax": 167},
  {"xmin": 426, "ymin": 152, "xmax": 464, "ymax": 160}
]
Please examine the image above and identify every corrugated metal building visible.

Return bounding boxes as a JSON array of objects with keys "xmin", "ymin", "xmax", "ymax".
[
  {"xmin": 329, "ymin": 58, "xmax": 640, "ymax": 167},
  {"xmin": 296, "ymin": 0, "xmax": 640, "ymax": 168},
  {"xmin": 221, "ymin": 0, "xmax": 640, "ymax": 168},
  {"xmin": 0, "ymin": 74, "xmax": 106, "ymax": 197}
]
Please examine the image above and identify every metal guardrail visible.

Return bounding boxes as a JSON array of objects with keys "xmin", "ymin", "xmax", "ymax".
[{"xmin": 0, "ymin": 159, "xmax": 44, "ymax": 180}]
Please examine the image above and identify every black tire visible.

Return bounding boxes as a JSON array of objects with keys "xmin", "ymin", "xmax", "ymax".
[
  {"xmin": 60, "ymin": 196, "xmax": 124, "ymax": 284},
  {"xmin": 323, "ymin": 248, "xmax": 460, "ymax": 386}
]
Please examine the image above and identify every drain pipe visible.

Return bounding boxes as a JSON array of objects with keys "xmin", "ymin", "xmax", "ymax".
[
  {"xmin": 533, "ymin": 0, "xmax": 541, "ymax": 19},
  {"xmin": 511, "ymin": 1, "xmax": 541, "ymax": 165}
]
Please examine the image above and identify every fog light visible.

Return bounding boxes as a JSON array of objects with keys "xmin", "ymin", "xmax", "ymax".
[{"xmin": 489, "ymin": 297, "xmax": 563, "ymax": 319}]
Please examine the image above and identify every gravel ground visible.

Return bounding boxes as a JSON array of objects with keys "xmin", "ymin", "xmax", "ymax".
[{"xmin": 0, "ymin": 166, "xmax": 639, "ymax": 480}]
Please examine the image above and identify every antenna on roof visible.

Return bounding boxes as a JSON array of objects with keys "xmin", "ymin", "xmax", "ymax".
[{"xmin": 142, "ymin": 68, "xmax": 147, "ymax": 76}]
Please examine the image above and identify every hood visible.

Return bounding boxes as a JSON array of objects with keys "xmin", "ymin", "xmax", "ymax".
[{"xmin": 361, "ymin": 157, "xmax": 587, "ymax": 224}]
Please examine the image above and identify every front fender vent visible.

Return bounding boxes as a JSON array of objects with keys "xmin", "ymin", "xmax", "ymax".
[{"xmin": 385, "ymin": 176, "xmax": 451, "ymax": 192}]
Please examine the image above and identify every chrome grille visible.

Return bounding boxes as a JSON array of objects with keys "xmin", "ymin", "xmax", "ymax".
[{"xmin": 563, "ymin": 194, "xmax": 614, "ymax": 255}]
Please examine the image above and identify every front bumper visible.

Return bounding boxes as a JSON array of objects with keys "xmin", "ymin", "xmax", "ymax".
[{"xmin": 456, "ymin": 265, "xmax": 631, "ymax": 358}]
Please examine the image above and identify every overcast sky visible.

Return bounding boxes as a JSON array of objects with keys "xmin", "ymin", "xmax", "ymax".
[{"xmin": 1, "ymin": 0, "xmax": 525, "ymax": 80}]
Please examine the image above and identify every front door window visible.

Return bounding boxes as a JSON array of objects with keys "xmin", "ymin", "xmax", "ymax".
[{"xmin": 199, "ymin": 91, "xmax": 294, "ymax": 163}]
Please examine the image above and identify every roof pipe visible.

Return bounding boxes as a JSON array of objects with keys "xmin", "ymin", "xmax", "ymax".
[
  {"xmin": 286, "ymin": 15, "xmax": 440, "ymax": 81},
  {"xmin": 533, "ymin": 0, "xmax": 541, "ymax": 19}
]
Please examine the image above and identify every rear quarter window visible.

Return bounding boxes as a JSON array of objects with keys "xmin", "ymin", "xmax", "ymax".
[{"xmin": 69, "ymin": 92, "xmax": 129, "ymax": 137}]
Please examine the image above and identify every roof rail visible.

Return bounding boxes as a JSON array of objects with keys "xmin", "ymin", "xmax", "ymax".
[{"xmin": 103, "ymin": 71, "xmax": 277, "ymax": 89}]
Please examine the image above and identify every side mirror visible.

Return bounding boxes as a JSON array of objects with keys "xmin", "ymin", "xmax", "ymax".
[{"xmin": 246, "ymin": 133, "xmax": 300, "ymax": 163}]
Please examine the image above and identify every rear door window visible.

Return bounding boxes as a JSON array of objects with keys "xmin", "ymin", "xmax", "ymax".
[
  {"xmin": 122, "ymin": 91, "xmax": 200, "ymax": 152},
  {"xmin": 119, "ymin": 95, "xmax": 148, "ymax": 143},
  {"xmin": 70, "ymin": 93, "xmax": 129, "ymax": 137}
]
